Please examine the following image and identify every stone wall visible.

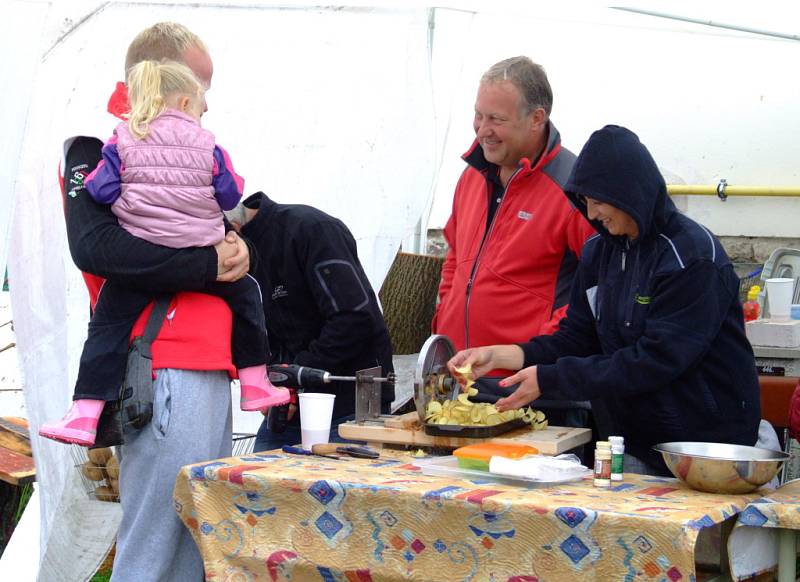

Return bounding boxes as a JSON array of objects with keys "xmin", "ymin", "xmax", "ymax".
[
  {"xmin": 425, "ymin": 228, "xmax": 447, "ymax": 258},
  {"xmin": 719, "ymin": 237, "xmax": 800, "ymax": 264}
]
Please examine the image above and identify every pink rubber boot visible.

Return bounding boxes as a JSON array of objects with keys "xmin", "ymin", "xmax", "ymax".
[
  {"xmin": 239, "ymin": 365, "xmax": 291, "ymax": 411},
  {"xmin": 38, "ymin": 399, "xmax": 105, "ymax": 446}
]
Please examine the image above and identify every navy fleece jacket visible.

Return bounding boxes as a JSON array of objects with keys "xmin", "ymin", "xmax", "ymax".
[{"xmin": 520, "ymin": 125, "xmax": 760, "ymax": 469}]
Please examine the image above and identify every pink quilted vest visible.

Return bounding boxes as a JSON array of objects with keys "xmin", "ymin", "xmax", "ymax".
[{"xmin": 113, "ymin": 109, "xmax": 224, "ymax": 248}]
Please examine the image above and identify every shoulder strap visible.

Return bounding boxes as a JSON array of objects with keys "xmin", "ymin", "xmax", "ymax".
[{"xmin": 141, "ymin": 294, "xmax": 172, "ymax": 345}]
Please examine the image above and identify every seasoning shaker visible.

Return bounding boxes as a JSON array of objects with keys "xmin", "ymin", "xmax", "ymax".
[
  {"xmin": 594, "ymin": 441, "xmax": 612, "ymax": 487},
  {"xmin": 609, "ymin": 436, "xmax": 624, "ymax": 481}
]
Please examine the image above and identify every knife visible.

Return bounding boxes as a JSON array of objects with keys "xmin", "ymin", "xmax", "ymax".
[
  {"xmin": 311, "ymin": 444, "xmax": 380, "ymax": 459},
  {"xmin": 281, "ymin": 444, "xmax": 347, "ymax": 460}
]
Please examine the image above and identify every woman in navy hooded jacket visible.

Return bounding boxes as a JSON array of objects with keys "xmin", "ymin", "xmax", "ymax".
[{"xmin": 449, "ymin": 125, "xmax": 761, "ymax": 474}]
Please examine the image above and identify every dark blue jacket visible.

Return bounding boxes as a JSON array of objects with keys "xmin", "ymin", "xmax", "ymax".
[{"xmin": 520, "ymin": 125, "xmax": 760, "ymax": 469}]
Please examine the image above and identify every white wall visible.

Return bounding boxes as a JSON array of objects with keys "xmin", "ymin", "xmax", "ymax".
[{"xmin": 427, "ymin": 2, "xmax": 800, "ymax": 237}]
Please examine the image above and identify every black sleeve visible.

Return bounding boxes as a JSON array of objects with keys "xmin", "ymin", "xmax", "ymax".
[
  {"xmin": 538, "ymin": 260, "xmax": 735, "ymax": 401},
  {"xmin": 292, "ymin": 220, "xmax": 379, "ymax": 371},
  {"xmin": 63, "ymin": 136, "xmax": 218, "ymax": 293}
]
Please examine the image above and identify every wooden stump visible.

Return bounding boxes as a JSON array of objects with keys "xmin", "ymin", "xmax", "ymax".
[{"xmin": 379, "ymin": 252, "xmax": 443, "ymax": 354}]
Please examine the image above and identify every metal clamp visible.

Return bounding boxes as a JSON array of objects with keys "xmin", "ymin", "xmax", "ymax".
[{"xmin": 716, "ymin": 178, "xmax": 728, "ymax": 201}]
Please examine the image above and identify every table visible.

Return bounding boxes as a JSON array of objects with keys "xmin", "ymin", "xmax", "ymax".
[
  {"xmin": 729, "ymin": 478, "xmax": 800, "ymax": 581},
  {"xmin": 174, "ymin": 450, "xmax": 762, "ymax": 581}
]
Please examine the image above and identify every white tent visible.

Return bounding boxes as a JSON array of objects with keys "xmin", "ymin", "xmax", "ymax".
[
  {"xmin": 3, "ymin": 1, "xmax": 800, "ymax": 580},
  {"xmin": 4, "ymin": 2, "xmax": 437, "ymax": 579}
]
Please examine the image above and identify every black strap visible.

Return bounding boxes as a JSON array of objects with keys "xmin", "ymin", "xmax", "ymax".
[{"xmin": 141, "ymin": 294, "xmax": 172, "ymax": 345}]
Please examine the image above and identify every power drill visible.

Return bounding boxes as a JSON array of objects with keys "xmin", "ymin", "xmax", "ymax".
[
  {"xmin": 266, "ymin": 364, "xmax": 341, "ymax": 433},
  {"xmin": 268, "ymin": 364, "xmax": 345, "ymax": 389},
  {"xmin": 265, "ymin": 364, "xmax": 395, "ymax": 433}
]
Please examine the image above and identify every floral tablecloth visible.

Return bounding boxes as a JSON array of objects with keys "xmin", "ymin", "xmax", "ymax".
[
  {"xmin": 729, "ymin": 479, "xmax": 800, "ymax": 580},
  {"xmin": 736, "ymin": 478, "xmax": 800, "ymax": 530},
  {"xmin": 174, "ymin": 450, "xmax": 762, "ymax": 581}
]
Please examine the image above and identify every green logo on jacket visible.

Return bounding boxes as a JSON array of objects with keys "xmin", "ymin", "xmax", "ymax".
[{"xmin": 634, "ymin": 294, "xmax": 651, "ymax": 305}]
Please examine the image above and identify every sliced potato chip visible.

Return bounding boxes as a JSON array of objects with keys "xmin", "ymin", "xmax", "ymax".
[
  {"xmin": 454, "ymin": 363, "xmax": 476, "ymax": 392},
  {"xmin": 422, "ymin": 374, "xmax": 548, "ymax": 429}
]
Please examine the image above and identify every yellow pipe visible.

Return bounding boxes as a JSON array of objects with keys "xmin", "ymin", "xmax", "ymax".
[{"xmin": 668, "ymin": 185, "xmax": 800, "ymax": 197}]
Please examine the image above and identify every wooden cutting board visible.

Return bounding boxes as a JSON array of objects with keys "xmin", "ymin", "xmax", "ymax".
[
  {"xmin": 0, "ymin": 416, "xmax": 36, "ymax": 485},
  {"xmin": 0, "ymin": 416, "xmax": 32, "ymax": 456},
  {"xmin": 338, "ymin": 416, "xmax": 590, "ymax": 456}
]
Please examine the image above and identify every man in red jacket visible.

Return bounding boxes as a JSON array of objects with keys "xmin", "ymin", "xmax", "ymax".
[
  {"xmin": 60, "ymin": 22, "xmax": 246, "ymax": 581},
  {"xmin": 433, "ymin": 56, "xmax": 595, "ymax": 416}
]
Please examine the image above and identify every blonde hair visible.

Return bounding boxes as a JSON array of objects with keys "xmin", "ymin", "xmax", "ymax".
[
  {"xmin": 126, "ymin": 60, "xmax": 203, "ymax": 139},
  {"xmin": 125, "ymin": 22, "xmax": 207, "ymax": 77}
]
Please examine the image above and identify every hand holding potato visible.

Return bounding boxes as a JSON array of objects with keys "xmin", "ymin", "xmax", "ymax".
[{"xmin": 448, "ymin": 345, "xmax": 525, "ymax": 380}]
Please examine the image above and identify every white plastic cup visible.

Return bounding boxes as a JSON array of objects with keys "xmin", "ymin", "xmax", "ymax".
[
  {"xmin": 766, "ymin": 278, "xmax": 794, "ymax": 321},
  {"xmin": 298, "ymin": 393, "xmax": 336, "ymax": 449}
]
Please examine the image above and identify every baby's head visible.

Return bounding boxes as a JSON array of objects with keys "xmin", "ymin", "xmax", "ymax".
[{"xmin": 126, "ymin": 60, "xmax": 206, "ymax": 139}]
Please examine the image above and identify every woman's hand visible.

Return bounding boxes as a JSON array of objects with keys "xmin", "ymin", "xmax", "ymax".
[
  {"xmin": 216, "ymin": 231, "xmax": 250, "ymax": 282},
  {"xmin": 495, "ymin": 366, "xmax": 541, "ymax": 411},
  {"xmin": 447, "ymin": 344, "xmax": 526, "ymax": 384},
  {"xmin": 447, "ymin": 346, "xmax": 497, "ymax": 381}
]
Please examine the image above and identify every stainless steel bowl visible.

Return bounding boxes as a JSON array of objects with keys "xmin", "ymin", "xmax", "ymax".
[{"xmin": 653, "ymin": 442, "xmax": 790, "ymax": 494}]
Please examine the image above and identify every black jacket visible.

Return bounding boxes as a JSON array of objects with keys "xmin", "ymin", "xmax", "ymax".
[
  {"xmin": 521, "ymin": 126, "xmax": 760, "ymax": 469},
  {"xmin": 241, "ymin": 193, "xmax": 394, "ymax": 418}
]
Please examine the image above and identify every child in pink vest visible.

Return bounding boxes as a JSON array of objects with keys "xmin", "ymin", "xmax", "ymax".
[{"xmin": 40, "ymin": 60, "xmax": 289, "ymax": 446}]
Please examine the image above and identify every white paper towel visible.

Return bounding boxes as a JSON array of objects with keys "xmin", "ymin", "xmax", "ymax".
[{"xmin": 489, "ymin": 454, "xmax": 592, "ymax": 482}]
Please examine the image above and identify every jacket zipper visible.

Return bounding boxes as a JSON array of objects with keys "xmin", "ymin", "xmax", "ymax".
[
  {"xmin": 464, "ymin": 166, "xmax": 522, "ymax": 347},
  {"xmin": 621, "ymin": 240, "xmax": 641, "ymax": 328}
]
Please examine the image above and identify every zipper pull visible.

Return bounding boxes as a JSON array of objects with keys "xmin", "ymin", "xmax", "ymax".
[{"xmin": 621, "ymin": 251, "xmax": 626, "ymax": 272}]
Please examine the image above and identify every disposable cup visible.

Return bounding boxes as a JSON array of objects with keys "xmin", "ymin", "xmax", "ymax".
[
  {"xmin": 766, "ymin": 278, "xmax": 794, "ymax": 321},
  {"xmin": 298, "ymin": 393, "xmax": 335, "ymax": 449}
]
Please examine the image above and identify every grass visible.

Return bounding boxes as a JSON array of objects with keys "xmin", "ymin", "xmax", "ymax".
[{"xmin": 13, "ymin": 484, "xmax": 32, "ymax": 524}]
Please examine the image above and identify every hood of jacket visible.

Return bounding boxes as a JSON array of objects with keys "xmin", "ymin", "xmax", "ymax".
[{"xmin": 564, "ymin": 125, "xmax": 675, "ymax": 243}]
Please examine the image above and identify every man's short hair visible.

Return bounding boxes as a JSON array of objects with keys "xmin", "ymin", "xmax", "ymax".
[
  {"xmin": 124, "ymin": 22, "xmax": 207, "ymax": 78},
  {"xmin": 481, "ymin": 56, "xmax": 553, "ymax": 117}
]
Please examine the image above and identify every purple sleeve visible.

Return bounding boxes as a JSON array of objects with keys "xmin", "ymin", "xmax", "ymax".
[
  {"xmin": 85, "ymin": 137, "xmax": 122, "ymax": 204},
  {"xmin": 212, "ymin": 145, "xmax": 244, "ymax": 211}
]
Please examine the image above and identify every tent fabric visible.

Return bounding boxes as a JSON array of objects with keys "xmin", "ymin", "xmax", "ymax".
[{"xmin": 6, "ymin": 3, "xmax": 436, "ymax": 580}]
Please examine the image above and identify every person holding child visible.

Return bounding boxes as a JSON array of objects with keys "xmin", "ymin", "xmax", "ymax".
[
  {"xmin": 40, "ymin": 58, "xmax": 289, "ymax": 448},
  {"xmin": 50, "ymin": 22, "xmax": 258, "ymax": 581}
]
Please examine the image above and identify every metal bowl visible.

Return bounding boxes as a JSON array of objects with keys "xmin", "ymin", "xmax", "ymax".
[{"xmin": 653, "ymin": 442, "xmax": 790, "ymax": 494}]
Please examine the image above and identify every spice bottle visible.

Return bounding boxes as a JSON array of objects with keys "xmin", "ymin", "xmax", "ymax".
[
  {"xmin": 609, "ymin": 436, "xmax": 624, "ymax": 481},
  {"xmin": 594, "ymin": 441, "xmax": 611, "ymax": 487},
  {"xmin": 743, "ymin": 285, "xmax": 761, "ymax": 322}
]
